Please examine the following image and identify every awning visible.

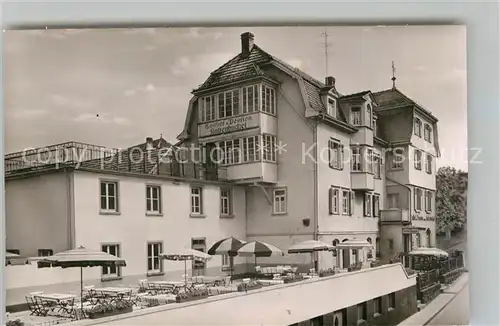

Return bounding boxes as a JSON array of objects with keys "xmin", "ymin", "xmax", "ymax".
[{"xmin": 335, "ymin": 239, "xmax": 374, "ymax": 250}]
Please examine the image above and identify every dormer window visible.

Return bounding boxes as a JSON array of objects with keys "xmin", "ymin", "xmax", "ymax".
[
  {"xmin": 414, "ymin": 118, "xmax": 422, "ymax": 137},
  {"xmin": 351, "ymin": 107, "xmax": 361, "ymax": 126},
  {"xmin": 327, "ymin": 97, "xmax": 337, "ymax": 118}
]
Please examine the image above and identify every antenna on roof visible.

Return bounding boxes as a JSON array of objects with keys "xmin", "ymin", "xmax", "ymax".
[
  {"xmin": 321, "ymin": 28, "xmax": 331, "ymax": 77},
  {"xmin": 391, "ymin": 61, "xmax": 397, "ymax": 89}
]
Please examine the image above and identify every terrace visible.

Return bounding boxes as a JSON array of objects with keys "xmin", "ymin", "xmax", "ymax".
[
  {"xmin": 4, "ymin": 141, "xmax": 227, "ymax": 182},
  {"xmin": 6, "ymin": 262, "xmax": 417, "ymax": 326}
]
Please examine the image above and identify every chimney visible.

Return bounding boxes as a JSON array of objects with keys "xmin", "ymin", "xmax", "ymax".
[
  {"xmin": 325, "ymin": 76, "xmax": 336, "ymax": 87},
  {"xmin": 146, "ymin": 137, "xmax": 154, "ymax": 150},
  {"xmin": 241, "ymin": 32, "xmax": 255, "ymax": 57}
]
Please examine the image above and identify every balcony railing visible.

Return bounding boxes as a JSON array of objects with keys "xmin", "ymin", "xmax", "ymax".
[
  {"xmin": 380, "ymin": 208, "xmax": 410, "ymax": 223},
  {"xmin": 4, "ymin": 141, "xmax": 227, "ymax": 182}
]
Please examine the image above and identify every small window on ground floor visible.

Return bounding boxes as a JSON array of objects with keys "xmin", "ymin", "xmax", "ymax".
[
  {"xmin": 374, "ymin": 297, "xmax": 382, "ymax": 314},
  {"xmin": 357, "ymin": 302, "xmax": 367, "ymax": 321},
  {"xmin": 38, "ymin": 249, "xmax": 53, "ymax": 257},
  {"xmin": 388, "ymin": 292, "xmax": 396, "ymax": 309}
]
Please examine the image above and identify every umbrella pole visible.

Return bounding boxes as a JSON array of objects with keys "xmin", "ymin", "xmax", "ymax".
[
  {"xmin": 80, "ymin": 267, "xmax": 83, "ymax": 311},
  {"xmin": 184, "ymin": 260, "xmax": 187, "ymax": 289}
]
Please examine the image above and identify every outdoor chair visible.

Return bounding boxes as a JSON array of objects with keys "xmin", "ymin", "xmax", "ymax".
[{"xmin": 25, "ymin": 295, "xmax": 50, "ymax": 317}]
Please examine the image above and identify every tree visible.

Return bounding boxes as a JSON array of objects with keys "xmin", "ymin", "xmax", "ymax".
[{"xmin": 435, "ymin": 166, "xmax": 467, "ymax": 235}]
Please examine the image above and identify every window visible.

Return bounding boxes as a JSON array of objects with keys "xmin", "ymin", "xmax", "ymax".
[
  {"xmin": 373, "ymin": 194, "xmax": 380, "ymax": 217},
  {"xmin": 414, "ymin": 118, "xmax": 422, "ymax": 137},
  {"xmin": 351, "ymin": 107, "xmax": 361, "ymax": 125},
  {"xmin": 425, "ymin": 191, "xmax": 433, "ymax": 212},
  {"xmin": 146, "ymin": 185, "xmax": 161, "ymax": 214},
  {"xmin": 327, "ymin": 97, "xmax": 337, "ymax": 117},
  {"xmin": 38, "ymin": 249, "xmax": 53, "ymax": 257},
  {"xmin": 414, "ymin": 149, "xmax": 422, "ymax": 170},
  {"xmin": 221, "ymin": 255, "xmax": 230, "ymax": 269},
  {"xmin": 367, "ymin": 104, "xmax": 372, "ymax": 127},
  {"xmin": 387, "ymin": 193, "xmax": 399, "ymax": 209},
  {"xmin": 373, "ymin": 117, "xmax": 378, "ymax": 135},
  {"xmin": 357, "ymin": 302, "xmax": 367, "ymax": 321},
  {"xmin": 426, "ymin": 154, "xmax": 432, "ymax": 174},
  {"xmin": 342, "ymin": 190, "xmax": 350, "ymax": 215},
  {"xmin": 374, "ymin": 297, "xmax": 383, "ymax": 314},
  {"xmin": 262, "ymin": 134, "xmax": 277, "ymax": 162},
  {"xmin": 199, "ymin": 95, "xmax": 216, "ymax": 122},
  {"xmin": 147, "ymin": 242, "xmax": 162, "ymax": 273},
  {"xmin": 373, "ymin": 155, "xmax": 381, "ymax": 179},
  {"xmin": 261, "ymin": 85, "xmax": 276, "ymax": 115},
  {"xmin": 364, "ymin": 193, "xmax": 372, "ymax": 217},
  {"xmin": 102, "ymin": 244, "xmax": 120, "ymax": 277},
  {"xmin": 351, "ymin": 147, "xmax": 361, "ymax": 171},
  {"xmin": 424, "ymin": 124, "xmax": 432, "ymax": 142},
  {"xmin": 388, "ymin": 292, "xmax": 396, "ymax": 309},
  {"xmin": 273, "ymin": 188, "xmax": 287, "ymax": 214},
  {"xmin": 414, "ymin": 188, "xmax": 423, "ymax": 211},
  {"xmin": 220, "ymin": 188, "xmax": 232, "ymax": 216},
  {"xmin": 367, "ymin": 148, "xmax": 373, "ymax": 173},
  {"xmin": 328, "ymin": 138, "xmax": 343, "ymax": 169},
  {"xmin": 329, "ymin": 187, "xmax": 339, "ymax": 215},
  {"xmin": 375, "ymin": 238, "xmax": 380, "ymax": 258},
  {"xmin": 218, "ymin": 89, "xmax": 240, "ymax": 118},
  {"xmin": 192, "ymin": 238, "xmax": 207, "ymax": 275},
  {"xmin": 190, "ymin": 186, "xmax": 203, "ymax": 215},
  {"xmin": 391, "ymin": 149, "xmax": 404, "ymax": 170},
  {"xmin": 218, "ymin": 139, "xmax": 241, "ymax": 165},
  {"xmin": 100, "ymin": 181, "xmax": 118, "ymax": 212},
  {"xmin": 242, "ymin": 85, "xmax": 259, "ymax": 114},
  {"xmin": 242, "ymin": 136, "xmax": 260, "ymax": 162}
]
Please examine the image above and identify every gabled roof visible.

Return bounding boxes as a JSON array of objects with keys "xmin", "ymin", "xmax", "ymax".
[
  {"xmin": 191, "ymin": 43, "xmax": 346, "ymax": 124},
  {"xmin": 373, "ymin": 88, "xmax": 438, "ymax": 122},
  {"xmin": 193, "ymin": 45, "xmax": 271, "ymax": 92}
]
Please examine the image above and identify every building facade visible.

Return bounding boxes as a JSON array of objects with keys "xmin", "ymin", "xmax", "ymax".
[{"xmin": 5, "ymin": 32, "xmax": 438, "ymax": 316}]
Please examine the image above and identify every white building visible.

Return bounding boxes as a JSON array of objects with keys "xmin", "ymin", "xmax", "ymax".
[{"xmin": 5, "ymin": 31, "xmax": 439, "ymax": 325}]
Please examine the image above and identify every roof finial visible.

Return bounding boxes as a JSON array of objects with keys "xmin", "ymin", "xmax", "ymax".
[{"xmin": 391, "ymin": 61, "xmax": 397, "ymax": 89}]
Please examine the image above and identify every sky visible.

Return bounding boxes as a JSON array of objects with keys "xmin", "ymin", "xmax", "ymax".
[{"xmin": 4, "ymin": 26, "xmax": 467, "ymax": 171}]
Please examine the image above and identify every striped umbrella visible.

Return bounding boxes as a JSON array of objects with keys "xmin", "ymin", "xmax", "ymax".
[
  {"xmin": 160, "ymin": 249, "xmax": 212, "ymax": 286},
  {"xmin": 207, "ymin": 236, "xmax": 246, "ymax": 256},
  {"xmin": 236, "ymin": 241, "xmax": 284, "ymax": 257},
  {"xmin": 208, "ymin": 237, "xmax": 246, "ymax": 281},
  {"xmin": 37, "ymin": 246, "xmax": 126, "ymax": 310},
  {"xmin": 288, "ymin": 240, "xmax": 335, "ymax": 272},
  {"xmin": 236, "ymin": 241, "xmax": 284, "ymax": 271}
]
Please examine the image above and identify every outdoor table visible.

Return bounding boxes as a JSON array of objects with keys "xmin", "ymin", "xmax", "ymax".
[
  {"xmin": 35, "ymin": 293, "xmax": 76, "ymax": 317},
  {"xmin": 147, "ymin": 281, "xmax": 184, "ymax": 294},
  {"xmin": 93, "ymin": 287, "xmax": 133, "ymax": 305}
]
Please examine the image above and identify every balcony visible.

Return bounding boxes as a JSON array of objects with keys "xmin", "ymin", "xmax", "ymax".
[
  {"xmin": 380, "ymin": 209, "xmax": 410, "ymax": 224},
  {"xmin": 351, "ymin": 172, "xmax": 375, "ymax": 191}
]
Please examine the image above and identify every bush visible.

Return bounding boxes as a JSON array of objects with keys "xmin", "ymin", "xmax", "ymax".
[{"xmin": 7, "ymin": 320, "xmax": 24, "ymax": 326}]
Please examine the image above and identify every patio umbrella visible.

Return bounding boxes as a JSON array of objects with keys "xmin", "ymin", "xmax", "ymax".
[
  {"xmin": 236, "ymin": 241, "xmax": 284, "ymax": 269},
  {"xmin": 160, "ymin": 249, "xmax": 213, "ymax": 287},
  {"xmin": 37, "ymin": 246, "xmax": 126, "ymax": 310},
  {"xmin": 288, "ymin": 240, "xmax": 335, "ymax": 271},
  {"xmin": 335, "ymin": 239, "xmax": 374, "ymax": 250},
  {"xmin": 207, "ymin": 237, "xmax": 246, "ymax": 280}
]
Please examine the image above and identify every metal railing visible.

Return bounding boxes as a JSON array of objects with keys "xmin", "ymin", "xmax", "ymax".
[{"xmin": 4, "ymin": 141, "xmax": 227, "ymax": 182}]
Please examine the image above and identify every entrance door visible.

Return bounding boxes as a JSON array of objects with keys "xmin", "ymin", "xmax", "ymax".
[
  {"xmin": 403, "ymin": 234, "xmax": 411, "ymax": 267},
  {"xmin": 342, "ymin": 249, "xmax": 350, "ymax": 269}
]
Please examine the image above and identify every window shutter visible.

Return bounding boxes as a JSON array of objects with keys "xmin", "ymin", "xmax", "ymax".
[
  {"xmin": 372, "ymin": 196, "xmax": 376, "ymax": 217},
  {"xmin": 349, "ymin": 191, "xmax": 354, "ymax": 215},
  {"xmin": 328, "ymin": 140, "xmax": 333, "ymax": 168},
  {"xmin": 340, "ymin": 145, "xmax": 345, "ymax": 169},
  {"xmin": 329, "ymin": 188, "xmax": 333, "ymax": 214},
  {"xmin": 363, "ymin": 194, "xmax": 367, "ymax": 216},
  {"xmin": 414, "ymin": 189, "xmax": 418, "ymax": 211}
]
